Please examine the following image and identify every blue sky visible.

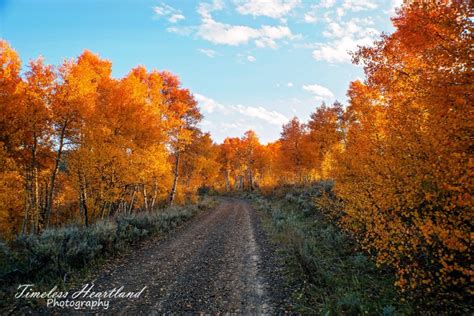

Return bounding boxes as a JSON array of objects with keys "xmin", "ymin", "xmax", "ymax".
[{"xmin": 0, "ymin": 0, "xmax": 402, "ymax": 143}]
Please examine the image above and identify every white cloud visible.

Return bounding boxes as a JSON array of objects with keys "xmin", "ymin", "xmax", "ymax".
[
  {"xmin": 303, "ymin": 1, "xmax": 335, "ymax": 24},
  {"xmin": 199, "ymin": 120, "xmax": 213, "ymax": 127},
  {"xmin": 234, "ymin": 0, "xmax": 301, "ymax": 19},
  {"xmin": 153, "ymin": 6, "xmax": 167, "ymax": 16},
  {"xmin": 336, "ymin": 7, "xmax": 345, "ymax": 18},
  {"xmin": 169, "ymin": 14, "xmax": 185, "ymax": 23},
  {"xmin": 287, "ymin": 82, "xmax": 294, "ymax": 87},
  {"xmin": 197, "ymin": 0, "xmax": 225, "ymax": 19},
  {"xmin": 247, "ymin": 55, "xmax": 256, "ymax": 62},
  {"xmin": 198, "ymin": 19, "xmax": 260, "ymax": 45},
  {"xmin": 323, "ymin": 18, "xmax": 377, "ymax": 39},
  {"xmin": 198, "ymin": 18, "xmax": 295, "ymax": 47},
  {"xmin": 319, "ymin": 0, "xmax": 336, "ymax": 8},
  {"xmin": 304, "ymin": 13, "xmax": 317, "ymax": 23},
  {"xmin": 312, "ymin": 17, "xmax": 379, "ymax": 63},
  {"xmin": 194, "ymin": 93, "xmax": 225, "ymax": 113},
  {"xmin": 302, "ymin": 84, "xmax": 334, "ymax": 100},
  {"xmin": 233, "ymin": 104, "xmax": 288, "ymax": 125},
  {"xmin": 196, "ymin": 1, "xmax": 296, "ymax": 47},
  {"xmin": 342, "ymin": 0, "xmax": 377, "ymax": 12},
  {"xmin": 166, "ymin": 26, "xmax": 195, "ymax": 36},
  {"xmin": 153, "ymin": 3, "xmax": 185, "ymax": 23},
  {"xmin": 220, "ymin": 121, "xmax": 253, "ymax": 130},
  {"xmin": 255, "ymin": 37, "xmax": 278, "ymax": 49},
  {"xmin": 260, "ymin": 25, "xmax": 292, "ymax": 39},
  {"xmin": 194, "ymin": 93, "xmax": 288, "ymax": 125},
  {"xmin": 312, "ymin": 36, "xmax": 374, "ymax": 63},
  {"xmin": 198, "ymin": 48, "xmax": 217, "ymax": 58}
]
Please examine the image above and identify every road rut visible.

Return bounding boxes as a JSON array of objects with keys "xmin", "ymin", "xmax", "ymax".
[{"xmin": 62, "ymin": 198, "xmax": 291, "ymax": 314}]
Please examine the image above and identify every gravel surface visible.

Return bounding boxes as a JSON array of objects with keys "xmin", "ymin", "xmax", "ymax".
[{"xmin": 56, "ymin": 198, "xmax": 292, "ymax": 314}]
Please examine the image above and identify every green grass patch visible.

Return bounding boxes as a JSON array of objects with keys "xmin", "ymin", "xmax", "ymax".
[{"xmin": 251, "ymin": 184, "xmax": 413, "ymax": 315}]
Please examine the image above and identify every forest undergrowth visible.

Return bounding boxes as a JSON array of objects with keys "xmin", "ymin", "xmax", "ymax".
[{"xmin": 0, "ymin": 197, "xmax": 215, "ymax": 313}]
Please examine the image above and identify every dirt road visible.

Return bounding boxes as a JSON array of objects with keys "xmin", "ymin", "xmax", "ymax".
[{"xmin": 61, "ymin": 198, "xmax": 292, "ymax": 314}]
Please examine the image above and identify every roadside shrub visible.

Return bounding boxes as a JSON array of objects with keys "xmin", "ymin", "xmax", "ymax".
[
  {"xmin": 89, "ymin": 221, "xmax": 117, "ymax": 255},
  {"xmin": 0, "ymin": 199, "xmax": 211, "ymax": 307}
]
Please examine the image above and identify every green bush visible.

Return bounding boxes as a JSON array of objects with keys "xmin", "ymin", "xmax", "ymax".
[{"xmin": 0, "ymin": 199, "xmax": 212, "ymax": 308}]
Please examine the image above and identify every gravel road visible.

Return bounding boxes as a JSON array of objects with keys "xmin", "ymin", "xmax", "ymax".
[{"xmin": 60, "ymin": 198, "xmax": 292, "ymax": 314}]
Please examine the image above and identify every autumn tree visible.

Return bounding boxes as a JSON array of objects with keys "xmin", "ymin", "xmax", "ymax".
[
  {"xmin": 218, "ymin": 137, "xmax": 240, "ymax": 191},
  {"xmin": 20, "ymin": 58, "xmax": 55, "ymax": 232},
  {"xmin": 178, "ymin": 131, "xmax": 219, "ymax": 200},
  {"xmin": 0, "ymin": 43, "xmax": 56, "ymax": 234},
  {"xmin": 49, "ymin": 51, "xmax": 112, "ymax": 226},
  {"xmin": 160, "ymin": 72, "xmax": 202, "ymax": 205},
  {"xmin": 278, "ymin": 117, "xmax": 308, "ymax": 183},
  {"xmin": 332, "ymin": 1, "xmax": 473, "ymax": 304},
  {"xmin": 306, "ymin": 102, "xmax": 343, "ymax": 179},
  {"xmin": 239, "ymin": 130, "xmax": 262, "ymax": 191},
  {"xmin": 0, "ymin": 41, "xmax": 25, "ymax": 237}
]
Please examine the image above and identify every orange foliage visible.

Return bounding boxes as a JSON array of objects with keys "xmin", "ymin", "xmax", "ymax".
[
  {"xmin": 331, "ymin": 1, "xmax": 473, "ymax": 303},
  {"xmin": 0, "ymin": 43, "xmax": 206, "ymax": 235}
]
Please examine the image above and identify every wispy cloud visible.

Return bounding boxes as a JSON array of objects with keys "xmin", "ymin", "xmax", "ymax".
[
  {"xmin": 195, "ymin": 0, "xmax": 296, "ymax": 48},
  {"xmin": 312, "ymin": 17, "xmax": 379, "ymax": 63},
  {"xmin": 302, "ymin": 84, "xmax": 334, "ymax": 101},
  {"xmin": 233, "ymin": 104, "xmax": 288, "ymax": 125},
  {"xmin": 234, "ymin": 0, "xmax": 301, "ymax": 19},
  {"xmin": 160, "ymin": 0, "xmax": 298, "ymax": 48},
  {"xmin": 320, "ymin": 0, "xmax": 336, "ymax": 8},
  {"xmin": 166, "ymin": 26, "xmax": 195, "ymax": 36},
  {"xmin": 197, "ymin": 19, "xmax": 295, "ymax": 48},
  {"xmin": 312, "ymin": 36, "xmax": 373, "ymax": 63},
  {"xmin": 169, "ymin": 14, "xmax": 185, "ymax": 23},
  {"xmin": 247, "ymin": 55, "xmax": 256, "ymax": 62},
  {"xmin": 304, "ymin": 13, "xmax": 317, "ymax": 23},
  {"xmin": 195, "ymin": 93, "xmax": 226, "ymax": 113},
  {"xmin": 153, "ymin": 3, "xmax": 185, "ymax": 23},
  {"xmin": 195, "ymin": 93, "xmax": 288, "ymax": 125},
  {"xmin": 198, "ymin": 48, "xmax": 217, "ymax": 58},
  {"xmin": 342, "ymin": 0, "xmax": 378, "ymax": 12}
]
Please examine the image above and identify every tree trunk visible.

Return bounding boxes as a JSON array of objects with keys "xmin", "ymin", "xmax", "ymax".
[
  {"xmin": 248, "ymin": 168, "xmax": 254, "ymax": 191},
  {"xmin": 32, "ymin": 162, "xmax": 39, "ymax": 232},
  {"xmin": 100, "ymin": 201, "xmax": 107, "ymax": 219},
  {"xmin": 168, "ymin": 152, "xmax": 180, "ymax": 206},
  {"xmin": 128, "ymin": 186, "xmax": 136, "ymax": 214},
  {"xmin": 25, "ymin": 134, "xmax": 40, "ymax": 234},
  {"xmin": 150, "ymin": 179, "xmax": 158, "ymax": 210},
  {"xmin": 142, "ymin": 184, "xmax": 149, "ymax": 211},
  {"xmin": 21, "ymin": 170, "xmax": 31, "ymax": 235},
  {"xmin": 225, "ymin": 166, "xmax": 231, "ymax": 191},
  {"xmin": 78, "ymin": 170, "xmax": 88, "ymax": 227},
  {"xmin": 45, "ymin": 120, "xmax": 67, "ymax": 229}
]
